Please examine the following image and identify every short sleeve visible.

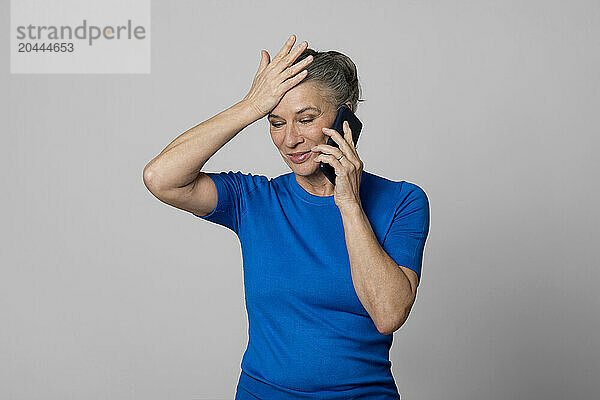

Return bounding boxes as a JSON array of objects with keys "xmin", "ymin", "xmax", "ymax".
[
  {"xmin": 193, "ymin": 171, "xmax": 258, "ymax": 234},
  {"xmin": 381, "ymin": 182, "xmax": 430, "ymax": 280}
]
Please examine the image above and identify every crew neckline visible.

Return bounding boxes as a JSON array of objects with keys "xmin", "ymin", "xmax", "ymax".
[{"xmin": 287, "ymin": 173, "xmax": 337, "ymax": 205}]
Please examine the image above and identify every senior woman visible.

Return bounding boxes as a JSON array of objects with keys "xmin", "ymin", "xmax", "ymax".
[{"xmin": 143, "ymin": 34, "xmax": 430, "ymax": 399}]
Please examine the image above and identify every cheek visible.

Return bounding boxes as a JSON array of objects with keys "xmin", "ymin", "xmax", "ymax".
[
  {"xmin": 304, "ymin": 126, "xmax": 326, "ymax": 142},
  {"xmin": 270, "ymin": 125, "xmax": 326, "ymax": 145},
  {"xmin": 270, "ymin": 131, "xmax": 283, "ymax": 146}
]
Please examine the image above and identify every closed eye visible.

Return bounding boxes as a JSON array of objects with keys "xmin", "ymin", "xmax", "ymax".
[{"xmin": 271, "ymin": 119, "xmax": 313, "ymax": 128}]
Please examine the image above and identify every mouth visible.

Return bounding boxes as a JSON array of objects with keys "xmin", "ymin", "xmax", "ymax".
[{"xmin": 288, "ymin": 151, "xmax": 311, "ymax": 163}]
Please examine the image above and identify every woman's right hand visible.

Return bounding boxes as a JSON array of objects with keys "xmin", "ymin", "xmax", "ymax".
[{"xmin": 242, "ymin": 35, "xmax": 314, "ymax": 119}]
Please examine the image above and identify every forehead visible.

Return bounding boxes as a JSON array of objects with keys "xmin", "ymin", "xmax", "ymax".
[{"xmin": 268, "ymin": 81, "xmax": 328, "ymax": 118}]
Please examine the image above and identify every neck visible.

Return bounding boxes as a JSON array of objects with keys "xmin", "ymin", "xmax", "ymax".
[{"xmin": 294, "ymin": 171, "xmax": 335, "ymax": 197}]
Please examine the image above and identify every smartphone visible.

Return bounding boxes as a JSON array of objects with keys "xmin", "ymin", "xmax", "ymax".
[{"xmin": 319, "ymin": 104, "xmax": 363, "ymax": 185}]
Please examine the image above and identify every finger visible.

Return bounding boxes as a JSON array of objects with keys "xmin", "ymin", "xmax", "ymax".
[
  {"xmin": 322, "ymin": 126, "xmax": 361, "ymax": 169},
  {"xmin": 273, "ymin": 35, "xmax": 296, "ymax": 63},
  {"xmin": 313, "ymin": 153, "xmax": 345, "ymax": 174},
  {"xmin": 257, "ymin": 50, "xmax": 270, "ymax": 75},
  {"xmin": 310, "ymin": 144, "xmax": 343, "ymax": 160},
  {"xmin": 282, "ymin": 54, "xmax": 313, "ymax": 79},
  {"xmin": 321, "ymin": 127, "xmax": 355, "ymax": 159},
  {"xmin": 341, "ymin": 120, "xmax": 362, "ymax": 169},
  {"xmin": 279, "ymin": 68, "xmax": 308, "ymax": 92},
  {"xmin": 342, "ymin": 120, "xmax": 358, "ymax": 155},
  {"xmin": 280, "ymin": 40, "xmax": 308, "ymax": 69}
]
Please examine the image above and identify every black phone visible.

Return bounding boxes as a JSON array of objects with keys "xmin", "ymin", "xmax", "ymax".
[{"xmin": 319, "ymin": 104, "xmax": 363, "ymax": 185}]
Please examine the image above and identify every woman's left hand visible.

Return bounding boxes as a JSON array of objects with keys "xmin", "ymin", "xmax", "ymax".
[{"xmin": 311, "ymin": 120, "xmax": 364, "ymax": 212}]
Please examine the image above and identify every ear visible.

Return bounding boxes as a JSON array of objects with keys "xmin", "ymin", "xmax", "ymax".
[{"xmin": 345, "ymin": 102, "xmax": 352, "ymax": 112}]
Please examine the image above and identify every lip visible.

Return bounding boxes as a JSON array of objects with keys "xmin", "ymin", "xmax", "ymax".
[{"xmin": 288, "ymin": 151, "xmax": 311, "ymax": 163}]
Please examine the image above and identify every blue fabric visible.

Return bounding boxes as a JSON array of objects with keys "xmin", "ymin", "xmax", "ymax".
[{"xmin": 195, "ymin": 170, "xmax": 429, "ymax": 399}]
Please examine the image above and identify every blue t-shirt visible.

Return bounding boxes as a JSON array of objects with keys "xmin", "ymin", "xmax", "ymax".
[{"xmin": 195, "ymin": 170, "xmax": 429, "ymax": 399}]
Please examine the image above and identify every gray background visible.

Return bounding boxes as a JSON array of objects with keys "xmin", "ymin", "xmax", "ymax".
[{"xmin": 2, "ymin": 0, "xmax": 599, "ymax": 399}]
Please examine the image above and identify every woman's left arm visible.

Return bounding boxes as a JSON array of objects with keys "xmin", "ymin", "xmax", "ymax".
[
  {"xmin": 311, "ymin": 121, "xmax": 418, "ymax": 336},
  {"xmin": 339, "ymin": 204, "xmax": 418, "ymax": 335}
]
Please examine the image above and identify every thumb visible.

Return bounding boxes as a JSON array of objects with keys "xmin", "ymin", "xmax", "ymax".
[{"xmin": 256, "ymin": 50, "xmax": 270, "ymax": 75}]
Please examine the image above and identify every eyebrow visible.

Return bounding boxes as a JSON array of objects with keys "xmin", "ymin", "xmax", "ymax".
[{"xmin": 268, "ymin": 107, "xmax": 321, "ymax": 119}]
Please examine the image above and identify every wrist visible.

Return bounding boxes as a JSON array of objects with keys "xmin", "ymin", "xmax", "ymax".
[
  {"xmin": 236, "ymin": 99, "xmax": 264, "ymax": 123},
  {"xmin": 338, "ymin": 201, "xmax": 363, "ymax": 217}
]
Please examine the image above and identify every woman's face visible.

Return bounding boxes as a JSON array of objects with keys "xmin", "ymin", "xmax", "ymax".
[{"xmin": 267, "ymin": 81, "xmax": 341, "ymax": 177}]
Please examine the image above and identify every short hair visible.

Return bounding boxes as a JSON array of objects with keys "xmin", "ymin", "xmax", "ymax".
[{"xmin": 292, "ymin": 48, "xmax": 365, "ymax": 114}]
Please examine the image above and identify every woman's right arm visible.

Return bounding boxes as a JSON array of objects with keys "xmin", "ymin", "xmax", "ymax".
[
  {"xmin": 142, "ymin": 100, "xmax": 262, "ymax": 217},
  {"xmin": 142, "ymin": 35, "xmax": 312, "ymax": 217}
]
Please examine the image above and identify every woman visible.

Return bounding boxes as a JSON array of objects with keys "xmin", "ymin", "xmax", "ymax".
[{"xmin": 143, "ymin": 34, "xmax": 430, "ymax": 400}]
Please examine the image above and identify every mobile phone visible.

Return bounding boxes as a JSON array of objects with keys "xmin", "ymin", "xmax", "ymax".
[{"xmin": 319, "ymin": 104, "xmax": 363, "ymax": 185}]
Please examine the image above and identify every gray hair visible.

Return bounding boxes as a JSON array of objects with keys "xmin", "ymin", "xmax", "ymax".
[{"xmin": 293, "ymin": 48, "xmax": 365, "ymax": 114}]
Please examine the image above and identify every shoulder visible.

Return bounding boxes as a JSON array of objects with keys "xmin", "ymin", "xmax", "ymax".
[
  {"xmin": 363, "ymin": 171, "xmax": 427, "ymax": 199},
  {"xmin": 362, "ymin": 171, "xmax": 429, "ymax": 214},
  {"xmin": 212, "ymin": 170, "xmax": 270, "ymax": 187},
  {"xmin": 398, "ymin": 180, "xmax": 429, "ymax": 206}
]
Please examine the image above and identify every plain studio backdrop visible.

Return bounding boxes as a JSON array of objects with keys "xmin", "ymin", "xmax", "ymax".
[{"xmin": 2, "ymin": 1, "xmax": 599, "ymax": 399}]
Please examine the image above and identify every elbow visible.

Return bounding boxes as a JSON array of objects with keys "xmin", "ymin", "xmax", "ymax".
[
  {"xmin": 143, "ymin": 163, "xmax": 163, "ymax": 193},
  {"xmin": 377, "ymin": 324, "xmax": 393, "ymax": 336},
  {"xmin": 377, "ymin": 313, "xmax": 407, "ymax": 336},
  {"xmin": 143, "ymin": 164, "xmax": 155, "ymax": 188},
  {"xmin": 376, "ymin": 302, "xmax": 412, "ymax": 335}
]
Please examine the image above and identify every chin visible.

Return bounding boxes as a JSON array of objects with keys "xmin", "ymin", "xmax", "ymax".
[
  {"xmin": 291, "ymin": 163, "xmax": 322, "ymax": 177},
  {"xmin": 286, "ymin": 159, "xmax": 314, "ymax": 172}
]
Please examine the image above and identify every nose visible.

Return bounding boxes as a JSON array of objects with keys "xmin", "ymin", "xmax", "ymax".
[{"xmin": 284, "ymin": 123, "xmax": 304, "ymax": 147}]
